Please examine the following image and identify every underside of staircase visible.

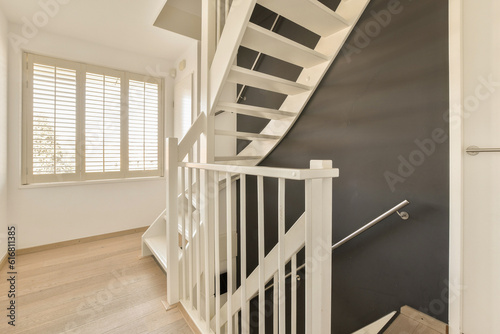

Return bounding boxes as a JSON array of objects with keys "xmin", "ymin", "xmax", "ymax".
[{"xmin": 210, "ymin": 0, "xmax": 371, "ymax": 165}]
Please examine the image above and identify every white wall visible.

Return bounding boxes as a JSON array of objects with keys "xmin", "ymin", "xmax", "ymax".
[
  {"xmin": 171, "ymin": 41, "xmax": 236, "ymax": 159},
  {"xmin": 7, "ymin": 25, "xmax": 177, "ymax": 249},
  {"xmin": 0, "ymin": 10, "xmax": 8, "ymax": 260}
]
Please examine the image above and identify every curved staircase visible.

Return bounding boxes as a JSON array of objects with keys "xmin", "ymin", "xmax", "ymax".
[
  {"xmin": 210, "ymin": 0, "xmax": 371, "ymax": 165},
  {"xmin": 142, "ymin": 0, "xmax": 371, "ymax": 333}
]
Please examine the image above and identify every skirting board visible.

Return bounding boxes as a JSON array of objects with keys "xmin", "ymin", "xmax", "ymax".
[{"xmin": 17, "ymin": 226, "xmax": 149, "ymax": 255}]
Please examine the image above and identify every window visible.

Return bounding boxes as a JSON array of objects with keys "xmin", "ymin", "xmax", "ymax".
[{"xmin": 23, "ymin": 53, "xmax": 164, "ymax": 184}]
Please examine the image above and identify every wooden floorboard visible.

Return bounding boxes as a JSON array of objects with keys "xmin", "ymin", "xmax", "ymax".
[{"xmin": 0, "ymin": 231, "xmax": 193, "ymax": 334}]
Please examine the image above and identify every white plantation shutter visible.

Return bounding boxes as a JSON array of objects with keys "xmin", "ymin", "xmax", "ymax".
[
  {"xmin": 128, "ymin": 79, "xmax": 160, "ymax": 172},
  {"xmin": 85, "ymin": 72, "xmax": 122, "ymax": 174},
  {"xmin": 32, "ymin": 63, "xmax": 77, "ymax": 176},
  {"xmin": 23, "ymin": 53, "xmax": 164, "ymax": 184}
]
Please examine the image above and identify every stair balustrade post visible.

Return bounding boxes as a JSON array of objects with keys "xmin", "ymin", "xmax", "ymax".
[
  {"xmin": 166, "ymin": 137, "xmax": 180, "ymax": 305},
  {"xmin": 305, "ymin": 160, "xmax": 333, "ymax": 333}
]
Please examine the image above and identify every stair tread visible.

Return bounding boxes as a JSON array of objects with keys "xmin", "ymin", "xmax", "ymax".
[
  {"xmin": 242, "ymin": 23, "xmax": 329, "ymax": 68},
  {"xmin": 383, "ymin": 306, "xmax": 448, "ymax": 334},
  {"xmin": 257, "ymin": 0, "xmax": 349, "ymax": 37},
  {"xmin": 144, "ymin": 235, "xmax": 167, "ymax": 272},
  {"xmin": 227, "ymin": 66, "xmax": 312, "ymax": 95},
  {"xmin": 352, "ymin": 312, "xmax": 397, "ymax": 334},
  {"xmin": 217, "ymin": 102, "xmax": 296, "ymax": 120},
  {"xmin": 215, "ymin": 129, "xmax": 281, "ymax": 140},
  {"xmin": 144, "ymin": 235, "xmax": 184, "ymax": 274}
]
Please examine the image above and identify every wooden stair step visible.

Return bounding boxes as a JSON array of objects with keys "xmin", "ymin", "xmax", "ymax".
[
  {"xmin": 215, "ymin": 129, "xmax": 281, "ymax": 141},
  {"xmin": 352, "ymin": 312, "xmax": 397, "ymax": 334},
  {"xmin": 143, "ymin": 235, "xmax": 167, "ymax": 272},
  {"xmin": 241, "ymin": 23, "xmax": 329, "ymax": 68},
  {"xmin": 383, "ymin": 306, "xmax": 448, "ymax": 334},
  {"xmin": 217, "ymin": 102, "xmax": 296, "ymax": 120},
  {"xmin": 227, "ymin": 66, "xmax": 312, "ymax": 95},
  {"xmin": 257, "ymin": 0, "xmax": 349, "ymax": 37}
]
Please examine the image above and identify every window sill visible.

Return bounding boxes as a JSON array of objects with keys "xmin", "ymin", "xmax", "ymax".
[{"xmin": 19, "ymin": 176, "xmax": 165, "ymax": 189}]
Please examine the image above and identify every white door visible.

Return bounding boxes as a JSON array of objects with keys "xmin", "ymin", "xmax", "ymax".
[
  {"xmin": 462, "ymin": 0, "xmax": 500, "ymax": 332},
  {"xmin": 174, "ymin": 73, "xmax": 193, "ymax": 140}
]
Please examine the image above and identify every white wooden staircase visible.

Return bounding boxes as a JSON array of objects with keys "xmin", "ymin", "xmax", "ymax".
[
  {"xmin": 142, "ymin": 0, "xmax": 372, "ymax": 333},
  {"xmin": 210, "ymin": 0, "xmax": 371, "ymax": 165}
]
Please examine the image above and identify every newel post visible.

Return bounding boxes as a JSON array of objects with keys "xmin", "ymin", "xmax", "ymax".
[
  {"xmin": 166, "ymin": 137, "xmax": 179, "ymax": 305},
  {"xmin": 305, "ymin": 160, "xmax": 333, "ymax": 333}
]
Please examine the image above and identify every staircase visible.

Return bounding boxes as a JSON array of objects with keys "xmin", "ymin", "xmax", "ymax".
[
  {"xmin": 142, "ymin": 0, "xmax": 371, "ymax": 333},
  {"xmin": 210, "ymin": 0, "xmax": 371, "ymax": 165}
]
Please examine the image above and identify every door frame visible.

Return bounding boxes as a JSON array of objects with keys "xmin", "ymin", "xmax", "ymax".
[{"xmin": 449, "ymin": 0, "xmax": 464, "ymax": 333}]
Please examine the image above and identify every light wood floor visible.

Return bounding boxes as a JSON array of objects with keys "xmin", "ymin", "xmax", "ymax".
[{"xmin": 0, "ymin": 232, "xmax": 193, "ymax": 334}]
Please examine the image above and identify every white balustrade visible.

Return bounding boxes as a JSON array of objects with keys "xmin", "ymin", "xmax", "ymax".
[{"xmin": 166, "ymin": 136, "xmax": 338, "ymax": 334}]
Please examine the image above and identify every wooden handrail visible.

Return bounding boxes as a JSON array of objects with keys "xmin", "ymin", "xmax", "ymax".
[
  {"xmin": 179, "ymin": 160, "xmax": 339, "ymax": 180},
  {"xmin": 177, "ymin": 113, "xmax": 206, "ymax": 161}
]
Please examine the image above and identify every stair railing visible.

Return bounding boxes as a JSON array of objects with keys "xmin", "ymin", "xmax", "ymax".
[{"xmin": 166, "ymin": 136, "xmax": 338, "ymax": 334}]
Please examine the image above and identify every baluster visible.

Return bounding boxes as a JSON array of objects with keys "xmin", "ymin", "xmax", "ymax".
[
  {"xmin": 274, "ymin": 273, "xmax": 278, "ymax": 333},
  {"xmin": 226, "ymin": 172, "xmax": 233, "ymax": 332},
  {"xmin": 188, "ymin": 167, "xmax": 193, "ymax": 309},
  {"xmin": 290, "ymin": 254, "xmax": 297, "ymax": 334},
  {"xmin": 204, "ymin": 169, "xmax": 213, "ymax": 330},
  {"xmin": 257, "ymin": 175, "xmax": 265, "ymax": 333},
  {"xmin": 240, "ymin": 174, "xmax": 249, "ymax": 333},
  {"xmin": 196, "ymin": 168, "xmax": 201, "ymax": 314},
  {"xmin": 187, "ymin": 147, "xmax": 193, "ymax": 307},
  {"xmin": 291, "ymin": 254, "xmax": 297, "ymax": 334},
  {"xmin": 181, "ymin": 167, "xmax": 186, "ymax": 301},
  {"xmin": 278, "ymin": 178, "xmax": 286, "ymax": 334},
  {"xmin": 214, "ymin": 171, "xmax": 221, "ymax": 334}
]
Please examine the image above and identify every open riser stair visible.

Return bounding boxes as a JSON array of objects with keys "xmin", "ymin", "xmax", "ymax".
[
  {"xmin": 211, "ymin": 0, "xmax": 371, "ymax": 165},
  {"xmin": 142, "ymin": 0, "xmax": 372, "ymax": 333}
]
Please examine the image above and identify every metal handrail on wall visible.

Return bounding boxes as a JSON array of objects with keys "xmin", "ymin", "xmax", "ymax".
[
  {"xmin": 265, "ymin": 200, "xmax": 411, "ymax": 291},
  {"xmin": 332, "ymin": 200, "xmax": 410, "ymax": 250}
]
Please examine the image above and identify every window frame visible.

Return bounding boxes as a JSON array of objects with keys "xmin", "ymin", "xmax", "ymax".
[{"xmin": 22, "ymin": 53, "xmax": 165, "ymax": 185}]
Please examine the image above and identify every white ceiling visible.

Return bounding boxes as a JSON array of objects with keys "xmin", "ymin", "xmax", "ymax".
[{"xmin": 0, "ymin": 0, "xmax": 195, "ymax": 60}]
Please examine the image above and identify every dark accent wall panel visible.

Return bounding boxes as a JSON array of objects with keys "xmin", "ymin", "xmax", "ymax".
[{"xmin": 239, "ymin": 0, "xmax": 449, "ymax": 333}]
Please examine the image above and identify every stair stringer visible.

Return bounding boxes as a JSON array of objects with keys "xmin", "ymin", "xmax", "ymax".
[
  {"xmin": 210, "ymin": 213, "xmax": 306, "ymax": 329},
  {"xmin": 232, "ymin": 0, "xmax": 372, "ymax": 165},
  {"xmin": 209, "ymin": 0, "xmax": 258, "ymax": 111}
]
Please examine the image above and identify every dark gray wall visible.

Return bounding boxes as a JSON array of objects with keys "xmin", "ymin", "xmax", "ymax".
[{"xmin": 236, "ymin": 1, "xmax": 449, "ymax": 333}]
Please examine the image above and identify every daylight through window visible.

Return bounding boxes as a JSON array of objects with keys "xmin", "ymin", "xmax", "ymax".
[{"xmin": 23, "ymin": 53, "xmax": 164, "ymax": 184}]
